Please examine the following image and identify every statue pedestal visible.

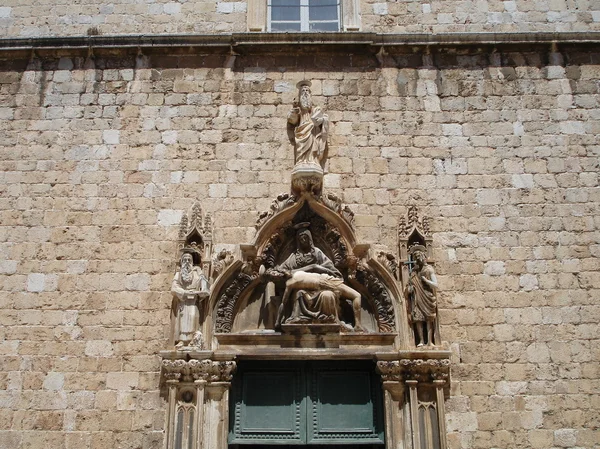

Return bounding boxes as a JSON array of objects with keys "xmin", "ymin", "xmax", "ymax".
[
  {"xmin": 281, "ymin": 323, "xmax": 340, "ymax": 335},
  {"xmin": 291, "ymin": 162, "xmax": 323, "ymax": 196}
]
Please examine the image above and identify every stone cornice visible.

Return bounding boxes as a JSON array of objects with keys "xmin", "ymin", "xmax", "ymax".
[{"xmin": 0, "ymin": 31, "xmax": 599, "ymax": 57}]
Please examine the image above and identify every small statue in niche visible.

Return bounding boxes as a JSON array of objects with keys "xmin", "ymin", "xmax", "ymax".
[
  {"xmin": 287, "ymin": 81, "xmax": 329, "ymax": 195},
  {"xmin": 171, "ymin": 248, "xmax": 210, "ymax": 349},
  {"xmin": 263, "ymin": 223, "xmax": 364, "ymax": 332},
  {"xmin": 404, "ymin": 245, "xmax": 438, "ymax": 347}
]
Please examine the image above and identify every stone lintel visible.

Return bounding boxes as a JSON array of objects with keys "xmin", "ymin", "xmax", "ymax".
[{"xmin": 215, "ymin": 332, "xmax": 397, "ymax": 350}]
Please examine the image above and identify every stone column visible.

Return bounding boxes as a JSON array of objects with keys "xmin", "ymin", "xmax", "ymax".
[
  {"xmin": 162, "ymin": 359, "xmax": 186, "ymax": 449},
  {"xmin": 382, "ymin": 382, "xmax": 407, "ymax": 449},
  {"xmin": 202, "ymin": 361, "xmax": 236, "ymax": 449},
  {"xmin": 189, "ymin": 359, "xmax": 211, "ymax": 449},
  {"xmin": 406, "ymin": 379, "xmax": 420, "ymax": 449},
  {"xmin": 433, "ymin": 379, "xmax": 448, "ymax": 449},
  {"xmin": 166, "ymin": 379, "xmax": 179, "ymax": 449}
]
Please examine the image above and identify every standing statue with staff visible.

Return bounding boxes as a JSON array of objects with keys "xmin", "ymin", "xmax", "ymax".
[{"xmin": 404, "ymin": 245, "xmax": 438, "ymax": 347}]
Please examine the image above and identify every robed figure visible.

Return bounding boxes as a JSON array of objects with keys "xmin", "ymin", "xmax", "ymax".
[
  {"xmin": 265, "ymin": 223, "xmax": 364, "ymax": 332},
  {"xmin": 404, "ymin": 245, "xmax": 438, "ymax": 347},
  {"xmin": 171, "ymin": 249, "xmax": 210, "ymax": 348},
  {"xmin": 287, "ymin": 80, "xmax": 329, "ymax": 169}
]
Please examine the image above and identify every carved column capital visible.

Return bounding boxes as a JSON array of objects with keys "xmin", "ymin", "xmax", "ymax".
[
  {"xmin": 376, "ymin": 358, "xmax": 450, "ymax": 386},
  {"xmin": 162, "ymin": 358, "xmax": 237, "ymax": 384},
  {"xmin": 207, "ymin": 360, "xmax": 237, "ymax": 383},
  {"xmin": 188, "ymin": 358, "xmax": 213, "ymax": 382},
  {"xmin": 162, "ymin": 359, "xmax": 187, "ymax": 382}
]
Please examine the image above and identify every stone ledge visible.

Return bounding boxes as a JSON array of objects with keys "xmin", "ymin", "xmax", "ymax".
[{"xmin": 1, "ymin": 31, "xmax": 599, "ymax": 57}]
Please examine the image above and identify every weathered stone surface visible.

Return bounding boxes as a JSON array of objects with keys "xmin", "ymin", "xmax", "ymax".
[{"xmin": 0, "ymin": 46, "xmax": 598, "ymax": 449}]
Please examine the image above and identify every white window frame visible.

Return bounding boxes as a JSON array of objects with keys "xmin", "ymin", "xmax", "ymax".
[
  {"xmin": 247, "ymin": 0, "xmax": 360, "ymax": 32},
  {"xmin": 267, "ymin": 0, "xmax": 341, "ymax": 32}
]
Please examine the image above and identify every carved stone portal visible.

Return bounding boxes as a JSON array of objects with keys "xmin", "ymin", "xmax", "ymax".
[{"xmin": 214, "ymin": 201, "xmax": 397, "ymax": 336}]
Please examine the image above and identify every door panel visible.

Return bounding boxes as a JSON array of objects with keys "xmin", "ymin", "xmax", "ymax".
[
  {"xmin": 230, "ymin": 361, "xmax": 384, "ymax": 446},
  {"xmin": 231, "ymin": 368, "xmax": 305, "ymax": 444}
]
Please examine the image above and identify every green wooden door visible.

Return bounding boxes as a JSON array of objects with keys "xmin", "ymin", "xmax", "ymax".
[{"xmin": 229, "ymin": 361, "xmax": 384, "ymax": 446}]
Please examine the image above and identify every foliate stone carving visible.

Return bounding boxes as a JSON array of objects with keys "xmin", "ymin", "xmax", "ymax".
[
  {"xmin": 188, "ymin": 359, "xmax": 213, "ymax": 381},
  {"xmin": 212, "ymin": 249, "xmax": 235, "ymax": 278},
  {"xmin": 179, "ymin": 213, "xmax": 189, "ymax": 239},
  {"xmin": 323, "ymin": 225, "xmax": 348, "ymax": 269},
  {"xmin": 206, "ymin": 361, "xmax": 237, "ymax": 383},
  {"xmin": 291, "ymin": 174, "xmax": 323, "ymax": 197},
  {"xmin": 288, "ymin": 81, "xmax": 329, "ymax": 196},
  {"xmin": 215, "ymin": 270, "xmax": 258, "ymax": 333},
  {"xmin": 203, "ymin": 213, "xmax": 212, "ymax": 238},
  {"xmin": 376, "ymin": 359, "xmax": 450, "ymax": 384},
  {"xmin": 322, "ymin": 193, "xmax": 355, "ymax": 227},
  {"xmin": 255, "ymin": 193, "xmax": 297, "ymax": 230},
  {"xmin": 162, "ymin": 359, "xmax": 237, "ymax": 384},
  {"xmin": 398, "ymin": 205, "xmax": 431, "ymax": 239},
  {"xmin": 354, "ymin": 264, "xmax": 396, "ymax": 333},
  {"xmin": 376, "ymin": 251, "xmax": 398, "ymax": 280},
  {"xmin": 179, "ymin": 202, "xmax": 213, "ymax": 247},
  {"xmin": 162, "ymin": 359, "xmax": 187, "ymax": 382}
]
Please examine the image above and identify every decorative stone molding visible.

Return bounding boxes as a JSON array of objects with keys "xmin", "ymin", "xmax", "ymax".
[
  {"xmin": 376, "ymin": 359, "xmax": 450, "ymax": 385},
  {"xmin": 215, "ymin": 270, "xmax": 259, "ymax": 333},
  {"xmin": 178, "ymin": 202, "xmax": 213, "ymax": 277},
  {"xmin": 376, "ymin": 251, "xmax": 398, "ymax": 280},
  {"xmin": 162, "ymin": 359, "xmax": 237, "ymax": 384},
  {"xmin": 162, "ymin": 359, "xmax": 187, "ymax": 382},
  {"xmin": 256, "ymin": 193, "xmax": 297, "ymax": 230},
  {"xmin": 212, "ymin": 249, "xmax": 235, "ymax": 278},
  {"xmin": 322, "ymin": 192, "xmax": 355, "ymax": 228},
  {"xmin": 398, "ymin": 205, "xmax": 431, "ymax": 240},
  {"xmin": 206, "ymin": 360, "xmax": 237, "ymax": 383},
  {"xmin": 354, "ymin": 264, "xmax": 396, "ymax": 333}
]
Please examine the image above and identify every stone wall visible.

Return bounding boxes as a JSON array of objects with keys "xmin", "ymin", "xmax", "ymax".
[
  {"xmin": 0, "ymin": 0, "xmax": 598, "ymax": 37},
  {"xmin": 0, "ymin": 46, "xmax": 599, "ymax": 448}
]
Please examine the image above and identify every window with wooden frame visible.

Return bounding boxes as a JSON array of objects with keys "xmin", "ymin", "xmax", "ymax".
[
  {"xmin": 268, "ymin": 0, "xmax": 340, "ymax": 32},
  {"xmin": 247, "ymin": 0, "xmax": 361, "ymax": 32}
]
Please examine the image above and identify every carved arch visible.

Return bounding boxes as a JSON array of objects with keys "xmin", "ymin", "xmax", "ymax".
[{"xmin": 207, "ymin": 196, "xmax": 406, "ymax": 345}]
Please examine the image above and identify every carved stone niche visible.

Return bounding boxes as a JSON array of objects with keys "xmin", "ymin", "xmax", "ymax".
[
  {"xmin": 207, "ymin": 196, "xmax": 406, "ymax": 349},
  {"xmin": 178, "ymin": 203, "xmax": 212, "ymax": 277},
  {"xmin": 398, "ymin": 206, "xmax": 443, "ymax": 348},
  {"xmin": 168, "ymin": 203, "xmax": 213, "ymax": 350}
]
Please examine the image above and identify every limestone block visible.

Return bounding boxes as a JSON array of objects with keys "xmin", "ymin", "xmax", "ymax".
[
  {"xmin": 26, "ymin": 274, "xmax": 58, "ymax": 293},
  {"xmin": 42, "ymin": 372, "xmax": 64, "ymax": 391},
  {"xmin": 106, "ymin": 373, "xmax": 139, "ymax": 391},
  {"xmin": 157, "ymin": 209, "xmax": 182, "ymax": 226}
]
